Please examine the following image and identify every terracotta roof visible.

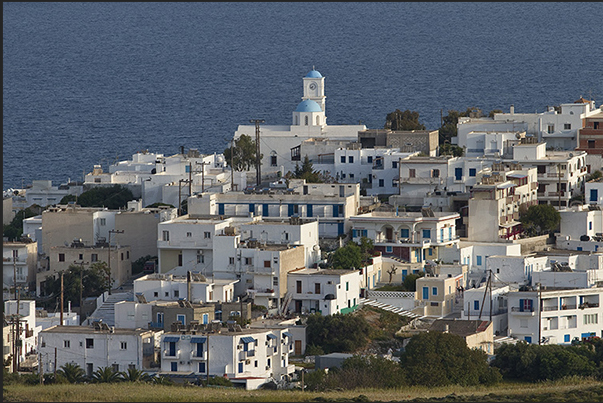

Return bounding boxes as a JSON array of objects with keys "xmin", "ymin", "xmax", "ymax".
[{"xmin": 574, "ymin": 96, "xmax": 590, "ymax": 104}]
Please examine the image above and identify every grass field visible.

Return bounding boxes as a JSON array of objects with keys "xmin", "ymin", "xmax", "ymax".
[{"xmin": 4, "ymin": 377, "xmax": 603, "ymax": 402}]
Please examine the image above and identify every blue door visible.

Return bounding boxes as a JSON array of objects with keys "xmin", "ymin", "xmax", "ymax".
[
  {"xmin": 422, "ymin": 287, "xmax": 429, "ymax": 299},
  {"xmin": 307, "ymin": 204, "xmax": 313, "ymax": 217},
  {"xmin": 455, "ymin": 168, "xmax": 462, "ymax": 181},
  {"xmin": 263, "ymin": 204, "xmax": 269, "ymax": 216},
  {"xmin": 288, "ymin": 204, "xmax": 295, "ymax": 216},
  {"xmin": 249, "ymin": 204, "xmax": 255, "ymax": 213},
  {"xmin": 171, "ymin": 362, "xmax": 178, "ymax": 371},
  {"xmin": 591, "ymin": 189, "xmax": 598, "ymax": 202},
  {"xmin": 338, "ymin": 222, "xmax": 344, "ymax": 235},
  {"xmin": 524, "ymin": 336, "xmax": 532, "ymax": 343},
  {"xmin": 218, "ymin": 203, "xmax": 225, "ymax": 215}
]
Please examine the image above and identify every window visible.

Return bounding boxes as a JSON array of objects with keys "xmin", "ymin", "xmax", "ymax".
[
  {"xmin": 78, "ymin": 253, "xmax": 83, "ymax": 260},
  {"xmin": 341, "ymin": 156, "xmax": 346, "ymax": 163},
  {"xmin": 584, "ymin": 314, "xmax": 598, "ymax": 325},
  {"xmin": 409, "ymin": 169, "xmax": 416, "ymax": 178},
  {"xmin": 476, "ymin": 256, "xmax": 482, "ymax": 265},
  {"xmin": 197, "ymin": 253, "xmax": 204, "ymax": 264},
  {"xmin": 432, "ymin": 287, "xmax": 438, "ymax": 296},
  {"xmin": 392, "ymin": 161, "xmax": 398, "ymax": 169},
  {"xmin": 564, "ymin": 123, "xmax": 571, "ymax": 130},
  {"xmin": 315, "ymin": 283, "xmax": 321, "ymax": 294},
  {"xmin": 204, "ymin": 232, "xmax": 211, "ymax": 239},
  {"xmin": 162, "ymin": 231, "xmax": 169, "ymax": 241},
  {"xmin": 229, "ymin": 257, "xmax": 235, "ymax": 264},
  {"xmin": 378, "ymin": 179, "xmax": 384, "ymax": 187},
  {"xmin": 349, "ymin": 173, "xmax": 354, "ymax": 179},
  {"xmin": 59, "ymin": 253, "xmax": 65, "ymax": 262},
  {"xmin": 126, "ymin": 251, "xmax": 129, "ymax": 259},
  {"xmin": 385, "ymin": 246, "xmax": 392, "ymax": 253},
  {"xmin": 199, "ymin": 362, "xmax": 206, "ymax": 373},
  {"xmin": 367, "ymin": 156, "xmax": 373, "ymax": 163},
  {"xmin": 86, "ymin": 338, "xmax": 94, "ymax": 349},
  {"xmin": 474, "ymin": 301, "xmax": 479, "ymax": 311},
  {"xmin": 121, "ymin": 252, "xmax": 124, "ymax": 260},
  {"xmin": 469, "ymin": 168, "xmax": 476, "ymax": 177},
  {"xmin": 177, "ymin": 314, "xmax": 185, "ymax": 325},
  {"xmin": 186, "ymin": 232, "xmax": 192, "ymax": 238},
  {"xmin": 422, "ymin": 229, "xmax": 431, "ymax": 239},
  {"xmin": 296, "ymin": 281, "xmax": 302, "ymax": 293},
  {"xmin": 548, "ymin": 124, "xmax": 555, "ymax": 134},
  {"xmin": 401, "ymin": 228, "xmax": 409, "ymax": 238},
  {"xmin": 174, "ymin": 290, "xmax": 179, "ymax": 298},
  {"xmin": 100, "ymin": 218, "xmax": 106, "ymax": 226},
  {"xmin": 171, "ymin": 362, "xmax": 178, "ymax": 372},
  {"xmin": 273, "ymin": 276, "xmax": 278, "ymax": 286},
  {"xmin": 348, "ymin": 156, "xmax": 354, "ymax": 163},
  {"xmin": 564, "ymin": 334, "xmax": 570, "ymax": 343},
  {"xmin": 264, "ymin": 260, "xmax": 271, "ymax": 268},
  {"xmin": 154, "ymin": 292, "xmax": 158, "ymax": 297},
  {"xmin": 346, "ymin": 281, "xmax": 349, "ymax": 291},
  {"xmin": 165, "ymin": 292, "xmax": 169, "ymax": 297},
  {"xmin": 270, "ymin": 155, "xmax": 277, "ymax": 166},
  {"xmin": 64, "ymin": 340, "xmax": 70, "ymax": 348},
  {"xmin": 245, "ymin": 257, "xmax": 253, "ymax": 265},
  {"xmin": 91, "ymin": 253, "xmax": 98, "ymax": 262},
  {"xmin": 432, "ymin": 169, "xmax": 440, "ymax": 178}
]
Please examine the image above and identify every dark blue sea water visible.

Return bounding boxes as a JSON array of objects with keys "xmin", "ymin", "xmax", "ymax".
[{"xmin": 4, "ymin": 2, "xmax": 603, "ymax": 191}]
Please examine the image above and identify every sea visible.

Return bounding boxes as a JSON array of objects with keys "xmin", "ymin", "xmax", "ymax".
[{"xmin": 3, "ymin": 2, "xmax": 603, "ymax": 191}]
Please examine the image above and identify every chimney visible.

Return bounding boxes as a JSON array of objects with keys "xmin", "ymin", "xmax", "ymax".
[
  {"xmin": 510, "ymin": 104, "xmax": 514, "ymax": 115},
  {"xmin": 444, "ymin": 324, "xmax": 449, "ymax": 333}
]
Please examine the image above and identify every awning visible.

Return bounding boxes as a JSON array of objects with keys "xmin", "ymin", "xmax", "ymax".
[
  {"xmin": 190, "ymin": 337, "xmax": 207, "ymax": 343},
  {"xmin": 163, "ymin": 336, "xmax": 180, "ymax": 343},
  {"xmin": 267, "ymin": 334, "xmax": 277, "ymax": 340},
  {"xmin": 240, "ymin": 336, "xmax": 255, "ymax": 344},
  {"xmin": 283, "ymin": 332, "xmax": 294, "ymax": 338}
]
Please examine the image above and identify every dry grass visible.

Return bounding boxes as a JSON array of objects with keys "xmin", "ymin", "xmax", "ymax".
[{"xmin": 4, "ymin": 377, "xmax": 603, "ymax": 402}]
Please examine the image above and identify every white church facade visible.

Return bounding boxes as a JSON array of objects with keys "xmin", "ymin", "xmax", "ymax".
[{"xmin": 233, "ymin": 69, "xmax": 367, "ymax": 179}]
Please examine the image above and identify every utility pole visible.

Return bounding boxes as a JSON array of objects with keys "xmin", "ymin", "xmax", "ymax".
[
  {"xmin": 13, "ymin": 249, "xmax": 18, "ymax": 301},
  {"xmin": 107, "ymin": 229, "xmax": 124, "ymax": 295},
  {"xmin": 250, "ymin": 119, "xmax": 265, "ymax": 186},
  {"xmin": 178, "ymin": 179, "xmax": 191, "ymax": 215},
  {"xmin": 60, "ymin": 271, "xmax": 64, "ymax": 325},
  {"xmin": 230, "ymin": 139, "xmax": 234, "ymax": 190},
  {"xmin": 75, "ymin": 260, "xmax": 89, "ymax": 324},
  {"xmin": 398, "ymin": 157, "xmax": 402, "ymax": 196},
  {"xmin": 196, "ymin": 161, "xmax": 211, "ymax": 193},
  {"xmin": 537, "ymin": 282, "xmax": 542, "ymax": 345}
]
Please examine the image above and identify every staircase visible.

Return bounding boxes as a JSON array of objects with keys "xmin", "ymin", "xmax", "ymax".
[
  {"xmin": 359, "ymin": 297, "xmax": 424, "ymax": 319},
  {"xmin": 85, "ymin": 291, "xmax": 133, "ymax": 326}
]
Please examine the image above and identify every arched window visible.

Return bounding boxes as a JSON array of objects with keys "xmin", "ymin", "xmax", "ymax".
[
  {"xmin": 305, "ymin": 116, "xmax": 308, "ymax": 126},
  {"xmin": 316, "ymin": 116, "xmax": 320, "ymax": 125}
]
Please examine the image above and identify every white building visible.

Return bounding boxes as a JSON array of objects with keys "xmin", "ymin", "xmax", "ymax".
[
  {"xmin": 8, "ymin": 179, "xmax": 83, "ymax": 212},
  {"xmin": 38, "ymin": 322, "xmax": 156, "ymax": 376},
  {"xmin": 159, "ymin": 327, "xmax": 295, "ymax": 389},
  {"xmin": 286, "ymin": 268, "xmax": 361, "ymax": 316},
  {"xmin": 233, "ymin": 69, "xmax": 366, "ymax": 180},
  {"xmin": 460, "ymin": 284, "xmax": 510, "ymax": 336},
  {"xmin": 4, "ymin": 300, "xmax": 42, "ymax": 370},
  {"xmin": 349, "ymin": 210, "xmax": 460, "ymax": 264},
  {"xmin": 3, "ymin": 241, "xmax": 37, "ymax": 293},
  {"xmin": 133, "ymin": 272, "xmax": 238, "ymax": 304},
  {"xmin": 507, "ymin": 287, "xmax": 602, "ymax": 345}
]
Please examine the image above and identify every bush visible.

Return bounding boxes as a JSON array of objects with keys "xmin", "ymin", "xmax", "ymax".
[{"xmin": 306, "ymin": 313, "xmax": 371, "ymax": 354}]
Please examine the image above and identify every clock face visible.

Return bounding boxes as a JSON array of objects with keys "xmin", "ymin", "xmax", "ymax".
[{"xmin": 309, "ymin": 82, "xmax": 317, "ymax": 91}]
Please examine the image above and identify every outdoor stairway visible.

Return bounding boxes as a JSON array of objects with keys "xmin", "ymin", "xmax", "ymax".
[
  {"xmin": 85, "ymin": 291, "xmax": 133, "ymax": 327},
  {"xmin": 359, "ymin": 297, "xmax": 424, "ymax": 320}
]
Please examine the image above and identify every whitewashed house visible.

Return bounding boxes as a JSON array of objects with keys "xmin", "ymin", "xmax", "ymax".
[
  {"xmin": 3, "ymin": 241, "xmax": 37, "ymax": 293},
  {"xmin": 158, "ymin": 327, "xmax": 295, "ymax": 390},
  {"xmin": 286, "ymin": 268, "xmax": 361, "ymax": 316},
  {"xmin": 460, "ymin": 284, "xmax": 510, "ymax": 336},
  {"xmin": 349, "ymin": 210, "xmax": 459, "ymax": 264},
  {"xmin": 9, "ymin": 179, "xmax": 83, "ymax": 211},
  {"xmin": 38, "ymin": 322, "xmax": 156, "ymax": 376},
  {"xmin": 4, "ymin": 300, "xmax": 41, "ymax": 368},
  {"xmin": 506, "ymin": 286, "xmax": 603, "ymax": 345}
]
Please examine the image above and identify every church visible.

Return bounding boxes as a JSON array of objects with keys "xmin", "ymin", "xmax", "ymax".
[{"xmin": 233, "ymin": 68, "xmax": 367, "ymax": 180}]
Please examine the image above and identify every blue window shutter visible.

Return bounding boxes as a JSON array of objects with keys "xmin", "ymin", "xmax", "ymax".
[
  {"xmin": 519, "ymin": 299, "xmax": 524, "ymax": 312},
  {"xmin": 591, "ymin": 189, "xmax": 598, "ymax": 202},
  {"xmin": 263, "ymin": 204, "xmax": 269, "ymax": 216},
  {"xmin": 249, "ymin": 204, "xmax": 254, "ymax": 213},
  {"xmin": 338, "ymin": 223, "xmax": 344, "ymax": 235},
  {"xmin": 218, "ymin": 203, "xmax": 224, "ymax": 215},
  {"xmin": 333, "ymin": 205, "xmax": 339, "ymax": 217},
  {"xmin": 307, "ymin": 204, "xmax": 313, "ymax": 217},
  {"xmin": 474, "ymin": 300, "xmax": 479, "ymax": 310},
  {"xmin": 288, "ymin": 204, "xmax": 295, "ymax": 216},
  {"xmin": 422, "ymin": 287, "xmax": 429, "ymax": 299}
]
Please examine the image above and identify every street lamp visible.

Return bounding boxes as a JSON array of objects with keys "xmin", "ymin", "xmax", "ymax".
[{"xmin": 107, "ymin": 229, "xmax": 124, "ymax": 295}]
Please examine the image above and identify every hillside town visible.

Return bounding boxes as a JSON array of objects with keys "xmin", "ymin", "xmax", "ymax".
[{"xmin": 4, "ymin": 68, "xmax": 603, "ymax": 390}]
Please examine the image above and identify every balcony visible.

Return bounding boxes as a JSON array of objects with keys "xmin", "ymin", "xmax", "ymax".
[
  {"xmin": 191, "ymin": 351, "xmax": 207, "ymax": 360},
  {"xmin": 163, "ymin": 349, "xmax": 179, "ymax": 359},
  {"xmin": 510, "ymin": 307, "xmax": 535, "ymax": 316}
]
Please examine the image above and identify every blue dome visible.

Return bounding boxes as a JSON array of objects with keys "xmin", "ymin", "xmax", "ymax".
[
  {"xmin": 305, "ymin": 69, "xmax": 322, "ymax": 78},
  {"xmin": 295, "ymin": 99, "xmax": 322, "ymax": 112}
]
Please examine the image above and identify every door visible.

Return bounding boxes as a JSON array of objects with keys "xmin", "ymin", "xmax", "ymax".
[
  {"xmin": 386, "ymin": 227, "xmax": 393, "ymax": 241},
  {"xmin": 295, "ymin": 300, "xmax": 302, "ymax": 313},
  {"xmin": 455, "ymin": 167, "xmax": 462, "ymax": 181},
  {"xmin": 295, "ymin": 340, "xmax": 302, "ymax": 355}
]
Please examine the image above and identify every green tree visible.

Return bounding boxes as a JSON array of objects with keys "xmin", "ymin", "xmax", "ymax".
[
  {"xmin": 223, "ymin": 134, "xmax": 261, "ymax": 172},
  {"xmin": 144, "ymin": 202, "xmax": 174, "ymax": 208},
  {"xmin": 488, "ymin": 109, "xmax": 504, "ymax": 118},
  {"xmin": 439, "ymin": 143, "xmax": 464, "ymax": 157},
  {"xmin": 305, "ymin": 313, "xmax": 371, "ymax": 353},
  {"xmin": 286, "ymin": 155, "xmax": 325, "ymax": 183},
  {"xmin": 438, "ymin": 107, "xmax": 484, "ymax": 144},
  {"xmin": 119, "ymin": 368, "xmax": 152, "ymax": 383},
  {"xmin": 519, "ymin": 204, "xmax": 561, "ymax": 236},
  {"xmin": 399, "ymin": 331, "xmax": 501, "ymax": 386},
  {"xmin": 90, "ymin": 366, "xmax": 121, "ymax": 383},
  {"xmin": 385, "ymin": 109, "xmax": 426, "ymax": 131},
  {"xmin": 2, "ymin": 204, "xmax": 43, "ymax": 241},
  {"xmin": 42, "ymin": 262, "xmax": 110, "ymax": 309},
  {"xmin": 60, "ymin": 185, "xmax": 134, "ymax": 209},
  {"xmin": 56, "ymin": 362, "xmax": 86, "ymax": 384},
  {"xmin": 331, "ymin": 242, "xmax": 362, "ymax": 270},
  {"xmin": 402, "ymin": 272, "xmax": 424, "ymax": 292},
  {"xmin": 492, "ymin": 342, "xmax": 599, "ymax": 382}
]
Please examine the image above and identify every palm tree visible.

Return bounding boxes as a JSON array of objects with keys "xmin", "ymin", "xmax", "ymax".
[
  {"xmin": 119, "ymin": 367, "xmax": 152, "ymax": 383},
  {"xmin": 90, "ymin": 366, "xmax": 121, "ymax": 383},
  {"xmin": 152, "ymin": 375, "xmax": 174, "ymax": 385},
  {"xmin": 56, "ymin": 362, "xmax": 86, "ymax": 384}
]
